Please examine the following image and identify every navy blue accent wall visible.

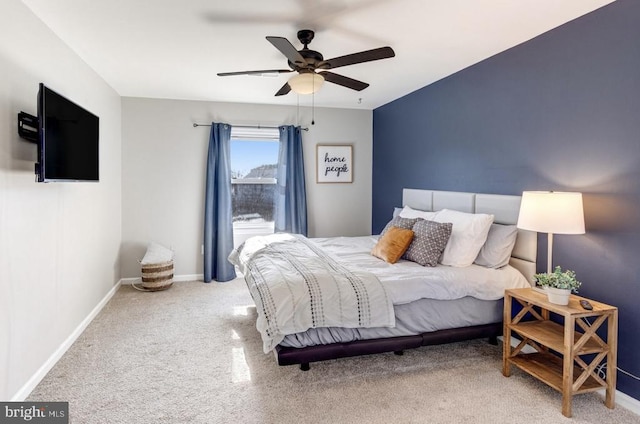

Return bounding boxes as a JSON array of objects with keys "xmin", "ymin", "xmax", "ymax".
[{"xmin": 373, "ymin": 0, "xmax": 640, "ymax": 400}]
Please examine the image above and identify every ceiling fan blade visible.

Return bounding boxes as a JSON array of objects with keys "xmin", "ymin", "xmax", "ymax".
[
  {"xmin": 217, "ymin": 69, "xmax": 293, "ymax": 77},
  {"xmin": 318, "ymin": 72, "xmax": 369, "ymax": 91},
  {"xmin": 319, "ymin": 46, "xmax": 395, "ymax": 70},
  {"xmin": 266, "ymin": 36, "xmax": 307, "ymax": 67},
  {"xmin": 275, "ymin": 83, "xmax": 291, "ymax": 96}
]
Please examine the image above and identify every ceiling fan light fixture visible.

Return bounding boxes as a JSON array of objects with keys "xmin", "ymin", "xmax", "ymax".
[{"xmin": 288, "ymin": 73, "xmax": 324, "ymax": 94}]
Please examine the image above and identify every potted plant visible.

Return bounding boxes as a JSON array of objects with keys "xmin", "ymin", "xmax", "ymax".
[{"xmin": 534, "ymin": 266, "xmax": 581, "ymax": 305}]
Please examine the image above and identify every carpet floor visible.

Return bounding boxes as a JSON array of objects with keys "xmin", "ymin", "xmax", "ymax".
[{"xmin": 28, "ymin": 278, "xmax": 639, "ymax": 423}]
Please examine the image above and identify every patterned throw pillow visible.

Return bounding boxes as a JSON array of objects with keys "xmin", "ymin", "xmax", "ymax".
[
  {"xmin": 380, "ymin": 216, "xmax": 421, "ymax": 236},
  {"xmin": 371, "ymin": 226, "xmax": 415, "ymax": 264},
  {"xmin": 403, "ymin": 220, "xmax": 453, "ymax": 267}
]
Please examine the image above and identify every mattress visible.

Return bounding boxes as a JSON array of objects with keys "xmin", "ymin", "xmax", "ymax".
[{"xmin": 280, "ymin": 295, "xmax": 503, "ymax": 348}]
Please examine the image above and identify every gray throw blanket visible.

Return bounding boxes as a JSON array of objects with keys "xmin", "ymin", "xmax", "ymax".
[{"xmin": 229, "ymin": 234, "xmax": 395, "ymax": 352}]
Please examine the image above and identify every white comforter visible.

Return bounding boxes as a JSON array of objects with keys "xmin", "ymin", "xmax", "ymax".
[
  {"xmin": 230, "ymin": 234, "xmax": 530, "ymax": 352},
  {"xmin": 314, "ymin": 236, "xmax": 530, "ymax": 305}
]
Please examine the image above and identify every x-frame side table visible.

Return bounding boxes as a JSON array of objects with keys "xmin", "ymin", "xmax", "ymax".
[{"xmin": 503, "ymin": 288, "xmax": 618, "ymax": 417}]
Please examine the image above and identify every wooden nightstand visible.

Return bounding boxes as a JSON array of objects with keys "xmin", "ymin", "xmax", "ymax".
[{"xmin": 503, "ymin": 288, "xmax": 618, "ymax": 418}]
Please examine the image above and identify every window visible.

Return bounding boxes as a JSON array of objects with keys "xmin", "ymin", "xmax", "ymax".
[{"xmin": 230, "ymin": 127, "xmax": 279, "ymax": 246}]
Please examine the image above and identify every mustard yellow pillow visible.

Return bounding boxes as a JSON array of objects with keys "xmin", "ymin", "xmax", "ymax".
[{"xmin": 371, "ymin": 226, "xmax": 414, "ymax": 264}]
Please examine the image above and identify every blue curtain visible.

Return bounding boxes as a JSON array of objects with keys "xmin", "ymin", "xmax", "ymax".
[
  {"xmin": 275, "ymin": 125, "xmax": 308, "ymax": 235},
  {"xmin": 203, "ymin": 123, "xmax": 236, "ymax": 282}
]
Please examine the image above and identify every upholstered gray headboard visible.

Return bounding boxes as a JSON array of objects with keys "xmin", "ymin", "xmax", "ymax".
[{"xmin": 402, "ymin": 189, "xmax": 537, "ymax": 285}]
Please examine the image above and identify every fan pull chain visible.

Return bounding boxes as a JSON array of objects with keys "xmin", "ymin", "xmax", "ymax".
[
  {"xmin": 311, "ymin": 77, "xmax": 315, "ymax": 125},
  {"xmin": 312, "ymin": 92, "xmax": 315, "ymax": 125}
]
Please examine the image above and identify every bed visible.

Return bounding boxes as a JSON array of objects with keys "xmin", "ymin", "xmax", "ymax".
[{"xmin": 229, "ymin": 189, "xmax": 537, "ymax": 370}]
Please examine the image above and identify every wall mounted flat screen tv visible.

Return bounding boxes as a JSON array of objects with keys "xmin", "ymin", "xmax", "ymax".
[{"xmin": 36, "ymin": 83, "xmax": 99, "ymax": 182}]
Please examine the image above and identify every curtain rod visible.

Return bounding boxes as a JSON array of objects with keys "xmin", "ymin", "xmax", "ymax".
[{"xmin": 192, "ymin": 123, "xmax": 309, "ymax": 131}]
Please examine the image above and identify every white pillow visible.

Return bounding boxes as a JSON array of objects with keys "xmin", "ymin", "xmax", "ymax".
[
  {"xmin": 474, "ymin": 224, "xmax": 518, "ymax": 269},
  {"xmin": 433, "ymin": 209, "xmax": 494, "ymax": 267},
  {"xmin": 398, "ymin": 205, "xmax": 438, "ymax": 221},
  {"xmin": 141, "ymin": 242, "xmax": 174, "ymax": 265}
]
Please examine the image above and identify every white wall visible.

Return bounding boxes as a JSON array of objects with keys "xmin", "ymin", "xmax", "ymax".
[
  {"xmin": 0, "ymin": 0, "xmax": 122, "ymax": 400},
  {"xmin": 121, "ymin": 97, "xmax": 372, "ymax": 278}
]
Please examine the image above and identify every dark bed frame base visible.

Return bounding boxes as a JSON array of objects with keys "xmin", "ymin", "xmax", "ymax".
[{"xmin": 275, "ymin": 322, "xmax": 502, "ymax": 371}]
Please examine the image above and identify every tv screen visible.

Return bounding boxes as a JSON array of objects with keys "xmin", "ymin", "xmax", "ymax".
[{"xmin": 36, "ymin": 83, "xmax": 99, "ymax": 182}]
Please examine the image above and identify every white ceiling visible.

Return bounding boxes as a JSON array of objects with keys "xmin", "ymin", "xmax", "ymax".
[{"xmin": 21, "ymin": 0, "xmax": 614, "ymax": 110}]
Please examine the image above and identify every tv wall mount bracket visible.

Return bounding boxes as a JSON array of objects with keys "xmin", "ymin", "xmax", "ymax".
[{"xmin": 18, "ymin": 111, "xmax": 39, "ymax": 143}]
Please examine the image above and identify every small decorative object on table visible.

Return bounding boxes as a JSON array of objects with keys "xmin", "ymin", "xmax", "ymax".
[{"xmin": 534, "ymin": 266, "xmax": 581, "ymax": 305}]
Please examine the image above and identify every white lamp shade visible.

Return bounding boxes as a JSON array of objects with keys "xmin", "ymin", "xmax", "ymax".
[
  {"xmin": 288, "ymin": 73, "xmax": 324, "ymax": 94},
  {"xmin": 517, "ymin": 191, "xmax": 585, "ymax": 234}
]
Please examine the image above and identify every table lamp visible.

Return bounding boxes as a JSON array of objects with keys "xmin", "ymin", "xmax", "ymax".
[{"xmin": 516, "ymin": 191, "xmax": 585, "ymax": 274}]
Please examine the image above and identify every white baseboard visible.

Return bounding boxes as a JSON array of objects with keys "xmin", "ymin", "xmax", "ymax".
[
  {"xmin": 174, "ymin": 274, "xmax": 204, "ymax": 282},
  {"xmin": 500, "ymin": 336, "xmax": 640, "ymax": 415},
  {"xmin": 618, "ymin": 390, "xmax": 640, "ymax": 416},
  {"xmin": 598, "ymin": 388, "xmax": 640, "ymax": 416},
  {"xmin": 118, "ymin": 277, "xmax": 140, "ymax": 285},
  {"xmin": 11, "ymin": 280, "xmax": 122, "ymax": 401}
]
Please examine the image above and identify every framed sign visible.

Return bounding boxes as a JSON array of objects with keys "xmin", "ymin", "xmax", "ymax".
[{"xmin": 316, "ymin": 144, "xmax": 353, "ymax": 183}]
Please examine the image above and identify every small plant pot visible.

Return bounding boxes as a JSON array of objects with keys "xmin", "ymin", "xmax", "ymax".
[{"xmin": 545, "ymin": 287, "xmax": 571, "ymax": 305}]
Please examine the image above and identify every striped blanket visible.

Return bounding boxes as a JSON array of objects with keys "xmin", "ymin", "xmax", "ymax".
[{"xmin": 228, "ymin": 234, "xmax": 395, "ymax": 353}]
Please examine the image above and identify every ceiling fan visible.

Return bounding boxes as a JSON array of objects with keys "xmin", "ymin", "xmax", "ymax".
[{"xmin": 217, "ymin": 29, "xmax": 395, "ymax": 96}]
